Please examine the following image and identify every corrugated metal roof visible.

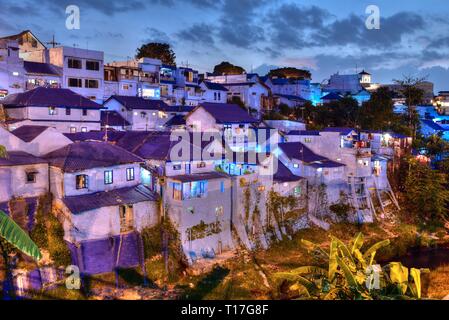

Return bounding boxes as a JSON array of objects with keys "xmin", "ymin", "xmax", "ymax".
[
  {"xmin": 44, "ymin": 141, "xmax": 143, "ymax": 172},
  {"xmin": 63, "ymin": 185, "xmax": 158, "ymax": 214}
]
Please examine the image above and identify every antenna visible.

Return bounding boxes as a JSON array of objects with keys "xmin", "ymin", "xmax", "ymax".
[{"xmin": 46, "ymin": 35, "xmax": 61, "ymax": 48}]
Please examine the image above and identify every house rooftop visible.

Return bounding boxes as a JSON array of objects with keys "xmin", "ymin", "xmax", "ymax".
[
  {"xmin": 169, "ymin": 171, "xmax": 230, "ymax": 183},
  {"xmin": 278, "ymin": 142, "xmax": 329, "ymax": 163},
  {"xmin": 2, "ymin": 87, "xmax": 102, "ymax": 109},
  {"xmin": 164, "ymin": 114, "xmax": 186, "ymax": 127},
  {"xmin": 273, "ymin": 160, "xmax": 305, "ymax": 183},
  {"xmin": 43, "ymin": 141, "xmax": 143, "ymax": 172},
  {"xmin": 106, "ymin": 95, "xmax": 169, "ymax": 111},
  {"xmin": 0, "ymin": 151, "xmax": 47, "ymax": 167},
  {"xmin": 287, "ymin": 130, "xmax": 321, "ymax": 136},
  {"xmin": 201, "ymin": 81, "xmax": 229, "ymax": 92},
  {"xmin": 195, "ymin": 102, "xmax": 258, "ymax": 124},
  {"xmin": 322, "ymin": 127, "xmax": 357, "ymax": 135},
  {"xmin": 421, "ymin": 119, "xmax": 446, "ymax": 131},
  {"xmin": 63, "ymin": 185, "xmax": 158, "ymax": 214},
  {"xmin": 101, "ymin": 111, "xmax": 130, "ymax": 127},
  {"xmin": 11, "ymin": 125, "xmax": 49, "ymax": 142},
  {"xmin": 23, "ymin": 61, "xmax": 61, "ymax": 76},
  {"xmin": 321, "ymin": 92, "xmax": 343, "ymax": 101}
]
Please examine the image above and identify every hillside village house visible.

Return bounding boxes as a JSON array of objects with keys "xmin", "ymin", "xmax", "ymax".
[
  {"xmin": 100, "ymin": 110, "xmax": 130, "ymax": 131},
  {"xmin": 185, "ymin": 102, "xmax": 259, "ymax": 152},
  {"xmin": 1, "ymin": 87, "xmax": 102, "ymax": 133},
  {"xmin": 103, "ymin": 95, "xmax": 172, "ymax": 131},
  {"xmin": 0, "ymin": 39, "xmax": 26, "ymax": 96},
  {"xmin": 43, "ymin": 141, "xmax": 159, "ymax": 274},
  {"xmin": 199, "ymin": 81, "xmax": 228, "ymax": 104},
  {"xmin": 205, "ymin": 73, "xmax": 272, "ymax": 116},
  {"xmin": 24, "ymin": 61, "xmax": 62, "ymax": 90}
]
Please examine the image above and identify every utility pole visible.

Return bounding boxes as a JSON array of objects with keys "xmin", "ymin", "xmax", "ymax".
[{"xmin": 46, "ymin": 35, "xmax": 60, "ymax": 48}]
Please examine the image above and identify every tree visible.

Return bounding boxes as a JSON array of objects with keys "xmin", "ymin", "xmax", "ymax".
[
  {"xmin": 136, "ymin": 43, "xmax": 176, "ymax": 66},
  {"xmin": 267, "ymin": 67, "xmax": 311, "ymax": 80},
  {"xmin": 213, "ymin": 61, "xmax": 245, "ymax": 75},
  {"xmin": 393, "ymin": 76, "xmax": 427, "ymax": 139},
  {"xmin": 359, "ymin": 87, "xmax": 395, "ymax": 131},
  {"xmin": 274, "ymin": 233, "xmax": 429, "ymax": 300},
  {"xmin": 404, "ymin": 158, "xmax": 449, "ymax": 224}
]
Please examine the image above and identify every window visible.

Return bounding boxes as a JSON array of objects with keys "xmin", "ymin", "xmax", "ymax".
[
  {"xmin": 82, "ymin": 109, "xmax": 88, "ymax": 116},
  {"xmin": 68, "ymin": 78, "xmax": 82, "ymax": 88},
  {"xmin": 173, "ymin": 183, "xmax": 182, "ymax": 200},
  {"xmin": 258, "ymin": 186, "xmax": 266, "ymax": 192},
  {"xmin": 294, "ymin": 186, "xmax": 301, "ymax": 196},
  {"xmin": 85, "ymin": 79, "xmax": 99, "ymax": 89},
  {"xmin": 140, "ymin": 111, "xmax": 147, "ymax": 118},
  {"xmin": 293, "ymin": 163, "xmax": 299, "ymax": 169},
  {"xmin": 214, "ymin": 92, "xmax": 218, "ymax": 101},
  {"xmin": 215, "ymin": 206, "xmax": 224, "ymax": 217},
  {"xmin": 68, "ymin": 58, "xmax": 82, "ymax": 69},
  {"xmin": 76, "ymin": 175, "xmax": 88, "ymax": 189},
  {"xmin": 187, "ymin": 207, "xmax": 194, "ymax": 215},
  {"xmin": 126, "ymin": 168, "xmax": 135, "ymax": 181},
  {"xmin": 81, "ymin": 127, "xmax": 88, "ymax": 132},
  {"xmin": 304, "ymin": 138, "xmax": 312, "ymax": 143},
  {"xmin": 48, "ymin": 106, "xmax": 57, "ymax": 115},
  {"xmin": 65, "ymin": 107, "xmax": 71, "ymax": 115},
  {"xmin": 104, "ymin": 170, "xmax": 113, "ymax": 185},
  {"xmin": 86, "ymin": 60, "xmax": 100, "ymax": 71},
  {"xmin": 220, "ymin": 181, "xmax": 225, "ymax": 193},
  {"xmin": 70, "ymin": 127, "xmax": 77, "ymax": 133},
  {"xmin": 122, "ymin": 84, "xmax": 129, "ymax": 90},
  {"xmin": 26, "ymin": 172, "xmax": 37, "ymax": 183},
  {"xmin": 119, "ymin": 205, "xmax": 134, "ymax": 233},
  {"xmin": 197, "ymin": 162, "xmax": 206, "ymax": 168},
  {"xmin": 173, "ymin": 164, "xmax": 181, "ymax": 171},
  {"xmin": 218, "ymin": 92, "xmax": 221, "ymax": 100}
]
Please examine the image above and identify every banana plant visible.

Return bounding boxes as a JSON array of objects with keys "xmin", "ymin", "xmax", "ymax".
[{"xmin": 273, "ymin": 233, "xmax": 429, "ymax": 300}]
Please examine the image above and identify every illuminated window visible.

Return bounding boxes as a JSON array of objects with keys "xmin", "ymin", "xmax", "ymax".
[
  {"xmin": 48, "ymin": 106, "xmax": 57, "ymax": 115},
  {"xmin": 304, "ymin": 138, "xmax": 312, "ymax": 143},
  {"xmin": 258, "ymin": 186, "xmax": 266, "ymax": 192},
  {"xmin": 294, "ymin": 186, "xmax": 301, "ymax": 195},
  {"xmin": 104, "ymin": 170, "xmax": 113, "ymax": 185},
  {"xmin": 70, "ymin": 127, "xmax": 76, "ymax": 133},
  {"xmin": 81, "ymin": 127, "xmax": 87, "ymax": 132},
  {"xmin": 220, "ymin": 181, "xmax": 225, "ymax": 193},
  {"xmin": 197, "ymin": 162, "xmax": 206, "ymax": 168},
  {"xmin": 293, "ymin": 163, "xmax": 299, "ymax": 168},
  {"xmin": 76, "ymin": 175, "xmax": 88, "ymax": 189},
  {"xmin": 173, "ymin": 183, "xmax": 182, "ymax": 200},
  {"xmin": 215, "ymin": 206, "xmax": 224, "ymax": 216},
  {"xmin": 126, "ymin": 168, "xmax": 135, "ymax": 181}
]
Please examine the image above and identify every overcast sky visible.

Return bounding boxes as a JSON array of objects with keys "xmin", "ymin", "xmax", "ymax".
[{"xmin": 2, "ymin": 0, "xmax": 449, "ymax": 91}]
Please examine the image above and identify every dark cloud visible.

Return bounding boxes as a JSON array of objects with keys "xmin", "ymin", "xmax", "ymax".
[
  {"xmin": 217, "ymin": 0, "xmax": 266, "ymax": 48},
  {"xmin": 40, "ymin": 0, "xmax": 148, "ymax": 15},
  {"xmin": 427, "ymin": 36, "xmax": 449, "ymax": 49},
  {"xmin": 143, "ymin": 27, "xmax": 173, "ymax": 44},
  {"xmin": 177, "ymin": 23, "xmax": 215, "ymax": 45},
  {"xmin": 145, "ymin": 0, "xmax": 221, "ymax": 9}
]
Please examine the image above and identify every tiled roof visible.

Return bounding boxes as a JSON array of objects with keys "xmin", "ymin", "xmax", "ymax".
[
  {"xmin": 23, "ymin": 61, "xmax": 62, "ymax": 76},
  {"xmin": 169, "ymin": 171, "xmax": 230, "ymax": 183},
  {"xmin": 0, "ymin": 151, "xmax": 47, "ymax": 166},
  {"xmin": 197, "ymin": 102, "xmax": 258, "ymax": 124},
  {"xmin": 64, "ymin": 131, "xmax": 126, "ymax": 143},
  {"xmin": 287, "ymin": 130, "xmax": 320, "ymax": 136},
  {"xmin": 101, "ymin": 111, "xmax": 130, "ymax": 127},
  {"xmin": 44, "ymin": 141, "xmax": 143, "ymax": 172},
  {"xmin": 63, "ymin": 185, "xmax": 158, "ymax": 214},
  {"xmin": 202, "ymin": 81, "xmax": 229, "ymax": 92},
  {"xmin": 273, "ymin": 160, "xmax": 304, "ymax": 182},
  {"xmin": 11, "ymin": 125, "xmax": 49, "ymax": 142},
  {"xmin": 163, "ymin": 105, "xmax": 195, "ymax": 113},
  {"xmin": 2, "ymin": 87, "xmax": 102, "ymax": 109},
  {"xmin": 106, "ymin": 95, "xmax": 169, "ymax": 111},
  {"xmin": 421, "ymin": 119, "xmax": 445, "ymax": 131},
  {"xmin": 278, "ymin": 142, "xmax": 329, "ymax": 163}
]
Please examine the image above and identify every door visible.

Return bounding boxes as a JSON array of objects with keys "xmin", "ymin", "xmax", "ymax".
[{"xmin": 185, "ymin": 163, "xmax": 191, "ymax": 174}]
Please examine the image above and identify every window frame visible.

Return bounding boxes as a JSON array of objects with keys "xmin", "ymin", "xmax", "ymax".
[
  {"xmin": 68, "ymin": 58, "xmax": 82, "ymax": 69},
  {"xmin": 104, "ymin": 170, "xmax": 113, "ymax": 185},
  {"xmin": 126, "ymin": 168, "xmax": 135, "ymax": 181},
  {"xmin": 76, "ymin": 174, "xmax": 88, "ymax": 190},
  {"xmin": 86, "ymin": 60, "xmax": 100, "ymax": 71}
]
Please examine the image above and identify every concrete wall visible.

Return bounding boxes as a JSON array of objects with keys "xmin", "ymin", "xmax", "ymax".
[{"xmin": 0, "ymin": 163, "xmax": 48, "ymax": 202}]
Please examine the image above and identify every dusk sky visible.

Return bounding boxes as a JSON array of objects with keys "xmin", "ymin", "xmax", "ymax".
[{"xmin": 2, "ymin": 0, "xmax": 449, "ymax": 91}]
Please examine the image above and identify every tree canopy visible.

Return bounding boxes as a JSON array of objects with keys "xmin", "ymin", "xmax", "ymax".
[
  {"xmin": 213, "ymin": 61, "xmax": 246, "ymax": 75},
  {"xmin": 136, "ymin": 42, "xmax": 176, "ymax": 66},
  {"xmin": 267, "ymin": 67, "xmax": 311, "ymax": 80}
]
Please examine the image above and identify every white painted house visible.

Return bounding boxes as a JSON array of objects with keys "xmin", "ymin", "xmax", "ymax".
[{"xmin": 2, "ymin": 87, "xmax": 102, "ymax": 133}]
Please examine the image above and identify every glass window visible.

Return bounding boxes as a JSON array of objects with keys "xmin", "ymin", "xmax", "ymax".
[
  {"xmin": 48, "ymin": 106, "xmax": 57, "ymax": 115},
  {"xmin": 215, "ymin": 206, "xmax": 224, "ymax": 217},
  {"xmin": 294, "ymin": 186, "xmax": 301, "ymax": 196},
  {"xmin": 76, "ymin": 175, "xmax": 88, "ymax": 189},
  {"xmin": 104, "ymin": 170, "xmax": 113, "ymax": 185},
  {"xmin": 70, "ymin": 127, "xmax": 76, "ymax": 133},
  {"xmin": 85, "ymin": 79, "xmax": 99, "ymax": 89},
  {"xmin": 220, "ymin": 181, "xmax": 225, "ymax": 193},
  {"xmin": 173, "ymin": 164, "xmax": 181, "ymax": 170},
  {"xmin": 65, "ymin": 107, "xmax": 71, "ymax": 115},
  {"xmin": 68, "ymin": 78, "xmax": 82, "ymax": 88},
  {"xmin": 82, "ymin": 109, "xmax": 88, "ymax": 116},
  {"xmin": 68, "ymin": 58, "xmax": 82, "ymax": 69},
  {"xmin": 81, "ymin": 127, "xmax": 87, "ymax": 132},
  {"xmin": 173, "ymin": 183, "xmax": 182, "ymax": 200},
  {"xmin": 86, "ymin": 60, "xmax": 100, "ymax": 71},
  {"xmin": 126, "ymin": 168, "xmax": 135, "ymax": 181},
  {"xmin": 197, "ymin": 162, "xmax": 206, "ymax": 168},
  {"xmin": 26, "ymin": 172, "xmax": 37, "ymax": 183}
]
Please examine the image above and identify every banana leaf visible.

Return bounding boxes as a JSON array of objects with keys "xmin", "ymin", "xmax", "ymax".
[
  {"xmin": 0, "ymin": 145, "xmax": 7, "ymax": 158},
  {"xmin": 329, "ymin": 239, "xmax": 338, "ymax": 282},
  {"xmin": 351, "ymin": 233, "xmax": 364, "ymax": 254},
  {"xmin": 331, "ymin": 236, "xmax": 355, "ymax": 266},
  {"xmin": 389, "ymin": 262, "xmax": 409, "ymax": 295},
  {"xmin": 301, "ymin": 239, "xmax": 329, "ymax": 258},
  {"xmin": 0, "ymin": 210, "xmax": 42, "ymax": 261},
  {"xmin": 336, "ymin": 256, "xmax": 359, "ymax": 290},
  {"xmin": 363, "ymin": 239, "xmax": 390, "ymax": 259}
]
